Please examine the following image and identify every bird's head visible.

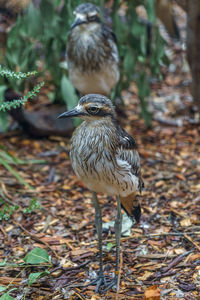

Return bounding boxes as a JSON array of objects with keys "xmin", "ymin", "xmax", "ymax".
[
  {"xmin": 71, "ymin": 3, "xmax": 101, "ymax": 30},
  {"xmin": 58, "ymin": 94, "xmax": 116, "ymax": 122}
]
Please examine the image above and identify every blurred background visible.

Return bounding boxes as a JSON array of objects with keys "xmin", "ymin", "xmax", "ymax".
[
  {"xmin": 0, "ymin": 0, "xmax": 199, "ymax": 135},
  {"xmin": 0, "ymin": 1, "xmax": 199, "ymax": 299}
]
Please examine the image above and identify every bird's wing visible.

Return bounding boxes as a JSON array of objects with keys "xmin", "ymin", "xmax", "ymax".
[
  {"xmin": 115, "ymin": 124, "xmax": 143, "ymax": 222},
  {"xmin": 115, "ymin": 124, "xmax": 143, "ymax": 192},
  {"xmin": 102, "ymin": 24, "xmax": 118, "ymax": 44}
]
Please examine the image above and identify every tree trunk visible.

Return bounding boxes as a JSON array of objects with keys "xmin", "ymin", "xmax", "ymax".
[{"xmin": 186, "ymin": 0, "xmax": 200, "ymax": 117}]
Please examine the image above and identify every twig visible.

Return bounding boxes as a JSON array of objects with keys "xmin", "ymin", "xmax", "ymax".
[
  {"xmin": 136, "ymin": 254, "xmax": 177, "ymax": 259},
  {"xmin": 0, "ymin": 225, "xmax": 7, "ymax": 237},
  {"xmin": 50, "ymin": 260, "xmax": 91, "ymax": 275},
  {"xmin": 143, "ymin": 270, "xmax": 177, "ymax": 285},
  {"xmin": 13, "ymin": 221, "xmax": 59, "ymax": 259},
  {"xmin": 74, "ymin": 289, "xmax": 86, "ymax": 300},
  {"xmin": 161, "ymin": 251, "xmax": 192, "ymax": 273},
  {"xmin": 0, "ymin": 186, "xmax": 14, "ymax": 205},
  {"xmin": 1, "ymin": 183, "xmax": 12, "ymax": 199},
  {"xmin": 184, "ymin": 233, "xmax": 200, "ymax": 251},
  {"xmin": 42, "ymin": 215, "xmax": 52, "ymax": 233},
  {"xmin": 77, "ymin": 231, "xmax": 200, "ymax": 246},
  {"xmin": 146, "ymin": 251, "xmax": 193, "ymax": 282}
]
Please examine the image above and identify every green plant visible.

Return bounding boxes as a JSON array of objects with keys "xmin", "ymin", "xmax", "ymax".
[
  {"xmin": 0, "ymin": 247, "xmax": 51, "ymax": 299},
  {"xmin": 0, "ymin": 65, "xmax": 44, "ymax": 130},
  {"xmin": 0, "ymin": 144, "xmax": 46, "ymax": 190},
  {"xmin": 0, "ymin": 199, "xmax": 19, "ymax": 221},
  {"xmin": 111, "ymin": 0, "xmax": 168, "ymax": 125},
  {"xmin": 23, "ymin": 198, "xmax": 41, "ymax": 214},
  {"xmin": 0, "ymin": 66, "xmax": 45, "ymax": 189},
  {"xmin": 2, "ymin": 0, "xmax": 168, "ymax": 126}
]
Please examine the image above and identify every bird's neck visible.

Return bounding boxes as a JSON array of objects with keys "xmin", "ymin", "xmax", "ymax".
[
  {"xmin": 82, "ymin": 116, "xmax": 114, "ymax": 127},
  {"xmin": 72, "ymin": 22, "xmax": 101, "ymax": 42},
  {"xmin": 68, "ymin": 23, "xmax": 104, "ymax": 71}
]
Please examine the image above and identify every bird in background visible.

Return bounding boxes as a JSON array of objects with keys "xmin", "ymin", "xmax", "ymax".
[
  {"xmin": 58, "ymin": 94, "xmax": 143, "ymax": 293},
  {"xmin": 67, "ymin": 3, "xmax": 119, "ymax": 96}
]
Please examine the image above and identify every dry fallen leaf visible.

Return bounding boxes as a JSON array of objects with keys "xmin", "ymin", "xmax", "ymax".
[
  {"xmin": 180, "ymin": 218, "xmax": 192, "ymax": 227},
  {"xmin": 143, "ymin": 285, "xmax": 160, "ymax": 300}
]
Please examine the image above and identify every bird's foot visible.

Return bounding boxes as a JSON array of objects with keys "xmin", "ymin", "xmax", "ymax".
[
  {"xmin": 102, "ymin": 275, "xmax": 118, "ymax": 293},
  {"xmin": 85, "ymin": 274, "xmax": 107, "ymax": 293}
]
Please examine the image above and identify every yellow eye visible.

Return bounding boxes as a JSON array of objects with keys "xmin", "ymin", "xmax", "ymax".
[
  {"xmin": 88, "ymin": 15, "xmax": 96, "ymax": 22},
  {"xmin": 87, "ymin": 106, "xmax": 100, "ymax": 114}
]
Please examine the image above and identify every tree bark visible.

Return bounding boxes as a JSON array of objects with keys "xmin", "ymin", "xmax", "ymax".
[{"xmin": 186, "ymin": 0, "xmax": 200, "ymax": 116}]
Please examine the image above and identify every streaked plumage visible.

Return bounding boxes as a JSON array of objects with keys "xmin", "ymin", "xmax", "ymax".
[
  {"xmin": 58, "ymin": 94, "xmax": 143, "ymax": 292},
  {"xmin": 67, "ymin": 3, "xmax": 119, "ymax": 96}
]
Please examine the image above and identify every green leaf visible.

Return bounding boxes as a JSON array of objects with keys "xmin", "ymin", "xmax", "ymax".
[
  {"xmin": 146, "ymin": 0, "xmax": 156, "ymax": 23},
  {"xmin": 0, "ymin": 287, "xmax": 6, "ymax": 292},
  {"xmin": 27, "ymin": 3, "xmax": 42, "ymax": 37},
  {"xmin": 0, "ymin": 85, "xmax": 7, "ymax": 105},
  {"xmin": 0, "ymin": 65, "xmax": 36, "ymax": 80},
  {"xmin": 23, "ymin": 198, "xmax": 41, "ymax": 214},
  {"xmin": 0, "ymin": 293, "xmax": 15, "ymax": 300},
  {"xmin": 136, "ymin": 72, "xmax": 152, "ymax": 126},
  {"xmin": 61, "ymin": 75, "xmax": 78, "ymax": 110},
  {"xmin": 40, "ymin": 0, "xmax": 55, "ymax": 25},
  {"xmin": 23, "ymin": 247, "xmax": 50, "ymax": 264},
  {"xmin": 0, "ymin": 260, "xmax": 7, "ymax": 267},
  {"xmin": 0, "ymin": 148, "xmax": 46, "ymax": 165},
  {"xmin": 0, "ymin": 81, "xmax": 44, "ymax": 112},
  {"xmin": 61, "ymin": 75, "xmax": 81, "ymax": 126},
  {"xmin": 0, "ymin": 112, "xmax": 8, "ymax": 132},
  {"xmin": 106, "ymin": 242, "xmax": 115, "ymax": 251},
  {"xmin": 123, "ymin": 49, "xmax": 136, "ymax": 79},
  {"xmin": 28, "ymin": 270, "xmax": 50, "ymax": 286},
  {"xmin": 0, "ymin": 156, "xmax": 33, "ymax": 189}
]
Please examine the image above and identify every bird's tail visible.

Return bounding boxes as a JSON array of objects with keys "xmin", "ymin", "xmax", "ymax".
[{"xmin": 120, "ymin": 193, "xmax": 141, "ymax": 223}]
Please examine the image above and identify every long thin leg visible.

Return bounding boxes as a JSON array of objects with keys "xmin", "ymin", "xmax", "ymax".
[
  {"xmin": 92, "ymin": 191, "xmax": 103, "ymax": 277},
  {"xmin": 103, "ymin": 195, "xmax": 122, "ymax": 292},
  {"xmin": 115, "ymin": 195, "xmax": 122, "ymax": 273},
  {"xmin": 85, "ymin": 192, "xmax": 106, "ymax": 292}
]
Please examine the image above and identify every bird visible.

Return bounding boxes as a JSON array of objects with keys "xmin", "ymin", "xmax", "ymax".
[
  {"xmin": 66, "ymin": 3, "xmax": 119, "ymax": 96},
  {"xmin": 58, "ymin": 94, "xmax": 143, "ymax": 293}
]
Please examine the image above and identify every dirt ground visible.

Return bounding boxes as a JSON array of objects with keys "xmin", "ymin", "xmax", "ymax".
[{"xmin": 0, "ymin": 7, "xmax": 200, "ymax": 300}]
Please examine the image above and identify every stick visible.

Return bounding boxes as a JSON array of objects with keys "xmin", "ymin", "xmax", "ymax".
[
  {"xmin": 13, "ymin": 221, "xmax": 59, "ymax": 259},
  {"xmin": 184, "ymin": 233, "xmax": 200, "ymax": 251}
]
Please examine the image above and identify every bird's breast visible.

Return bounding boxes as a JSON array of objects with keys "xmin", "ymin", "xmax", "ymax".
[{"xmin": 70, "ymin": 124, "xmax": 139, "ymax": 196}]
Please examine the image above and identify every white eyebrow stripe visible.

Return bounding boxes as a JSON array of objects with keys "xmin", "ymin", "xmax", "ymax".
[
  {"xmin": 88, "ymin": 11, "xmax": 97, "ymax": 16},
  {"xmin": 75, "ymin": 13, "xmax": 86, "ymax": 21}
]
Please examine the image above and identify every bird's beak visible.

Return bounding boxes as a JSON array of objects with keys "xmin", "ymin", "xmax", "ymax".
[
  {"xmin": 70, "ymin": 18, "xmax": 87, "ymax": 29},
  {"xmin": 57, "ymin": 109, "xmax": 81, "ymax": 119}
]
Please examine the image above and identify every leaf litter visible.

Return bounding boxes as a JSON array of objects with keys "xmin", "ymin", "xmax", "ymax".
[{"xmin": 0, "ymin": 15, "xmax": 200, "ymax": 300}]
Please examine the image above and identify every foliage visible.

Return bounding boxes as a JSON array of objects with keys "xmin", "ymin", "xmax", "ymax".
[
  {"xmin": 0, "ymin": 292, "xmax": 15, "ymax": 300},
  {"xmin": 0, "ymin": 197, "xmax": 41, "ymax": 221},
  {"xmin": 2, "ymin": 0, "xmax": 168, "ymax": 126},
  {"xmin": 0, "ymin": 199, "xmax": 19, "ymax": 221},
  {"xmin": 23, "ymin": 247, "xmax": 51, "ymax": 264},
  {"xmin": 0, "ymin": 248, "xmax": 51, "ymax": 299},
  {"xmin": 111, "ymin": 0, "xmax": 168, "ymax": 125},
  {"xmin": 0, "ymin": 66, "xmax": 44, "ymax": 189},
  {"xmin": 0, "ymin": 65, "xmax": 44, "ymax": 130},
  {"xmin": 23, "ymin": 198, "xmax": 41, "ymax": 214},
  {"xmin": 0, "ymin": 145, "xmax": 46, "ymax": 189}
]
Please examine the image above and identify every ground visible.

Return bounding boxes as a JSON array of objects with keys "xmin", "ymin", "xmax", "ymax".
[{"xmin": 0, "ymin": 14, "xmax": 200, "ymax": 300}]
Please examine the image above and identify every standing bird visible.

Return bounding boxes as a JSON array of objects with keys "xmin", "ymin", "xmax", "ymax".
[
  {"xmin": 58, "ymin": 94, "xmax": 143, "ymax": 292},
  {"xmin": 67, "ymin": 3, "xmax": 119, "ymax": 96}
]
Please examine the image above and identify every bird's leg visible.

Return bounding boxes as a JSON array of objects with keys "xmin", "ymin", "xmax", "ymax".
[
  {"xmin": 115, "ymin": 195, "xmax": 122, "ymax": 273},
  {"xmin": 103, "ymin": 195, "xmax": 122, "ymax": 292},
  {"xmin": 86, "ymin": 191, "xmax": 106, "ymax": 292}
]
